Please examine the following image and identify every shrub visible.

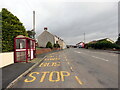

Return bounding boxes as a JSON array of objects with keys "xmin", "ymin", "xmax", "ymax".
[
  {"xmin": 53, "ymin": 43, "xmax": 60, "ymax": 48},
  {"xmin": 87, "ymin": 40, "xmax": 120, "ymax": 49},
  {"xmin": 46, "ymin": 41, "xmax": 53, "ymax": 49}
]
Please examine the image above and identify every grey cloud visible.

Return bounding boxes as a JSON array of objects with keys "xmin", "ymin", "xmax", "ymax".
[{"xmin": 0, "ymin": 1, "xmax": 118, "ymax": 44}]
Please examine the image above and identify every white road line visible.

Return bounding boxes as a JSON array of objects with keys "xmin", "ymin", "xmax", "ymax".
[
  {"xmin": 74, "ymin": 51, "xmax": 81, "ymax": 53},
  {"xmin": 74, "ymin": 51, "xmax": 87, "ymax": 55},
  {"xmin": 92, "ymin": 56, "xmax": 109, "ymax": 62},
  {"xmin": 74, "ymin": 51, "xmax": 109, "ymax": 62},
  {"xmin": 112, "ymin": 54, "xmax": 117, "ymax": 56}
]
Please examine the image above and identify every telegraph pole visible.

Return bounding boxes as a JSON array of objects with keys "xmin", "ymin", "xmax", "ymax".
[
  {"xmin": 84, "ymin": 33, "xmax": 85, "ymax": 43},
  {"xmin": 33, "ymin": 11, "xmax": 35, "ymax": 39}
]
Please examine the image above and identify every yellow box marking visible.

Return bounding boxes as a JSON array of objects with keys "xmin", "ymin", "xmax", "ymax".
[
  {"xmin": 75, "ymin": 76, "xmax": 83, "ymax": 85},
  {"xmin": 40, "ymin": 72, "xmax": 49, "ymax": 82},
  {"xmin": 49, "ymin": 71, "xmax": 60, "ymax": 82},
  {"xmin": 60, "ymin": 71, "xmax": 70, "ymax": 81},
  {"xmin": 24, "ymin": 72, "xmax": 39, "ymax": 82}
]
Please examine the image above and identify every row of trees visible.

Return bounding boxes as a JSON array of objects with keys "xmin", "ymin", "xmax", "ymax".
[
  {"xmin": 85, "ymin": 40, "xmax": 120, "ymax": 49},
  {"xmin": 46, "ymin": 41, "xmax": 60, "ymax": 49}
]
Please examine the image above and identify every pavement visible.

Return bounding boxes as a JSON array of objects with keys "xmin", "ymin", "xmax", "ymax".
[
  {"xmin": 9, "ymin": 48, "xmax": 118, "ymax": 88},
  {"xmin": 2, "ymin": 50, "xmax": 61, "ymax": 89}
]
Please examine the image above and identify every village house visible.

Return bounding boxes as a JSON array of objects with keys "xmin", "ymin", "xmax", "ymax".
[{"xmin": 38, "ymin": 27, "xmax": 66, "ymax": 49}]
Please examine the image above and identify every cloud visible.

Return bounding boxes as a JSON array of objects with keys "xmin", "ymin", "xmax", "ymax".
[{"xmin": 0, "ymin": 0, "xmax": 118, "ymax": 44}]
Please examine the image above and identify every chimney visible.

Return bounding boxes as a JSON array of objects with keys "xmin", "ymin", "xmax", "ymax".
[{"xmin": 44, "ymin": 27, "xmax": 47, "ymax": 31}]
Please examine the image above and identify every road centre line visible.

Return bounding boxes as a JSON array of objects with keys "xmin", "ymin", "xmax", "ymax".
[
  {"xmin": 75, "ymin": 76, "xmax": 83, "ymax": 85},
  {"xmin": 92, "ymin": 56, "xmax": 109, "ymax": 61},
  {"xmin": 74, "ymin": 51, "xmax": 86, "ymax": 54},
  {"xmin": 74, "ymin": 50, "xmax": 109, "ymax": 62},
  {"xmin": 67, "ymin": 62, "xmax": 70, "ymax": 65},
  {"xmin": 74, "ymin": 51, "xmax": 81, "ymax": 53},
  {"xmin": 64, "ymin": 56, "xmax": 74, "ymax": 72},
  {"xmin": 66, "ymin": 59, "xmax": 68, "ymax": 61},
  {"xmin": 70, "ymin": 67, "xmax": 74, "ymax": 72}
]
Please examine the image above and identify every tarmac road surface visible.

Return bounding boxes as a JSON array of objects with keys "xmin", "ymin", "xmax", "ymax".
[{"xmin": 12, "ymin": 48, "xmax": 118, "ymax": 88}]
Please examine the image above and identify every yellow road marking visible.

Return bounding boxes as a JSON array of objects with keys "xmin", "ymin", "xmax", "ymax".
[
  {"xmin": 75, "ymin": 76, "xmax": 83, "ymax": 85},
  {"xmin": 24, "ymin": 71, "xmax": 71, "ymax": 83},
  {"xmin": 52, "ymin": 62, "xmax": 60, "ymax": 67},
  {"xmin": 60, "ymin": 71, "xmax": 70, "ymax": 81},
  {"xmin": 39, "ymin": 62, "xmax": 61, "ymax": 67},
  {"xmin": 44, "ymin": 63, "xmax": 49, "ymax": 67},
  {"xmin": 44, "ymin": 58, "xmax": 60, "ymax": 61},
  {"xmin": 49, "ymin": 71, "xmax": 60, "ymax": 82},
  {"xmin": 24, "ymin": 72, "xmax": 39, "ymax": 82},
  {"xmin": 40, "ymin": 72, "xmax": 49, "ymax": 82},
  {"xmin": 39, "ymin": 63, "xmax": 44, "ymax": 67}
]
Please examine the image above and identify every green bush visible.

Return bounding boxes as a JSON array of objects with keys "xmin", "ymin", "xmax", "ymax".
[
  {"xmin": 53, "ymin": 43, "xmax": 60, "ymax": 48},
  {"xmin": 1, "ymin": 8, "xmax": 28, "ymax": 52},
  {"xmin": 87, "ymin": 40, "xmax": 120, "ymax": 49},
  {"xmin": 46, "ymin": 41, "xmax": 53, "ymax": 49}
]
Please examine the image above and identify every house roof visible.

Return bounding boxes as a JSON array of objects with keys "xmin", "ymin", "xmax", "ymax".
[{"xmin": 38, "ymin": 29, "xmax": 64, "ymax": 42}]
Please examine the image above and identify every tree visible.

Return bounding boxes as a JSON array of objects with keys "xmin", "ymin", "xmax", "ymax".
[
  {"xmin": 2, "ymin": 8, "xmax": 28, "ymax": 52},
  {"xmin": 116, "ymin": 33, "xmax": 120, "ymax": 45},
  {"xmin": 46, "ymin": 41, "xmax": 53, "ymax": 49},
  {"xmin": 27, "ymin": 30, "xmax": 36, "ymax": 38}
]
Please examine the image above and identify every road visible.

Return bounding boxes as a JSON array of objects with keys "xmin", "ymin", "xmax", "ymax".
[{"xmin": 12, "ymin": 48, "xmax": 118, "ymax": 88}]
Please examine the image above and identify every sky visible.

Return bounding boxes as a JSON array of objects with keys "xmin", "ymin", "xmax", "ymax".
[{"xmin": 0, "ymin": 0, "xmax": 119, "ymax": 45}]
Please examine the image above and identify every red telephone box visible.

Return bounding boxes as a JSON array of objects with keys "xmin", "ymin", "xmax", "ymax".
[{"xmin": 14, "ymin": 35, "xmax": 36, "ymax": 63}]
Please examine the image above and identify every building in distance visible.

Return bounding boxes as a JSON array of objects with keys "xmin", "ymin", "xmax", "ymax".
[
  {"xmin": 76, "ymin": 42, "xmax": 85, "ymax": 48},
  {"xmin": 38, "ymin": 27, "xmax": 66, "ymax": 49}
]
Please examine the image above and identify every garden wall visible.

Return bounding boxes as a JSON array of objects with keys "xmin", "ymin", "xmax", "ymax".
[
  {"xmin": 0, "ymin": 52, "xmax": 14, "ymax": 68},
  {"xmin": 36, "ymin": 48, "xmax": 61, "ymax": 55}
]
